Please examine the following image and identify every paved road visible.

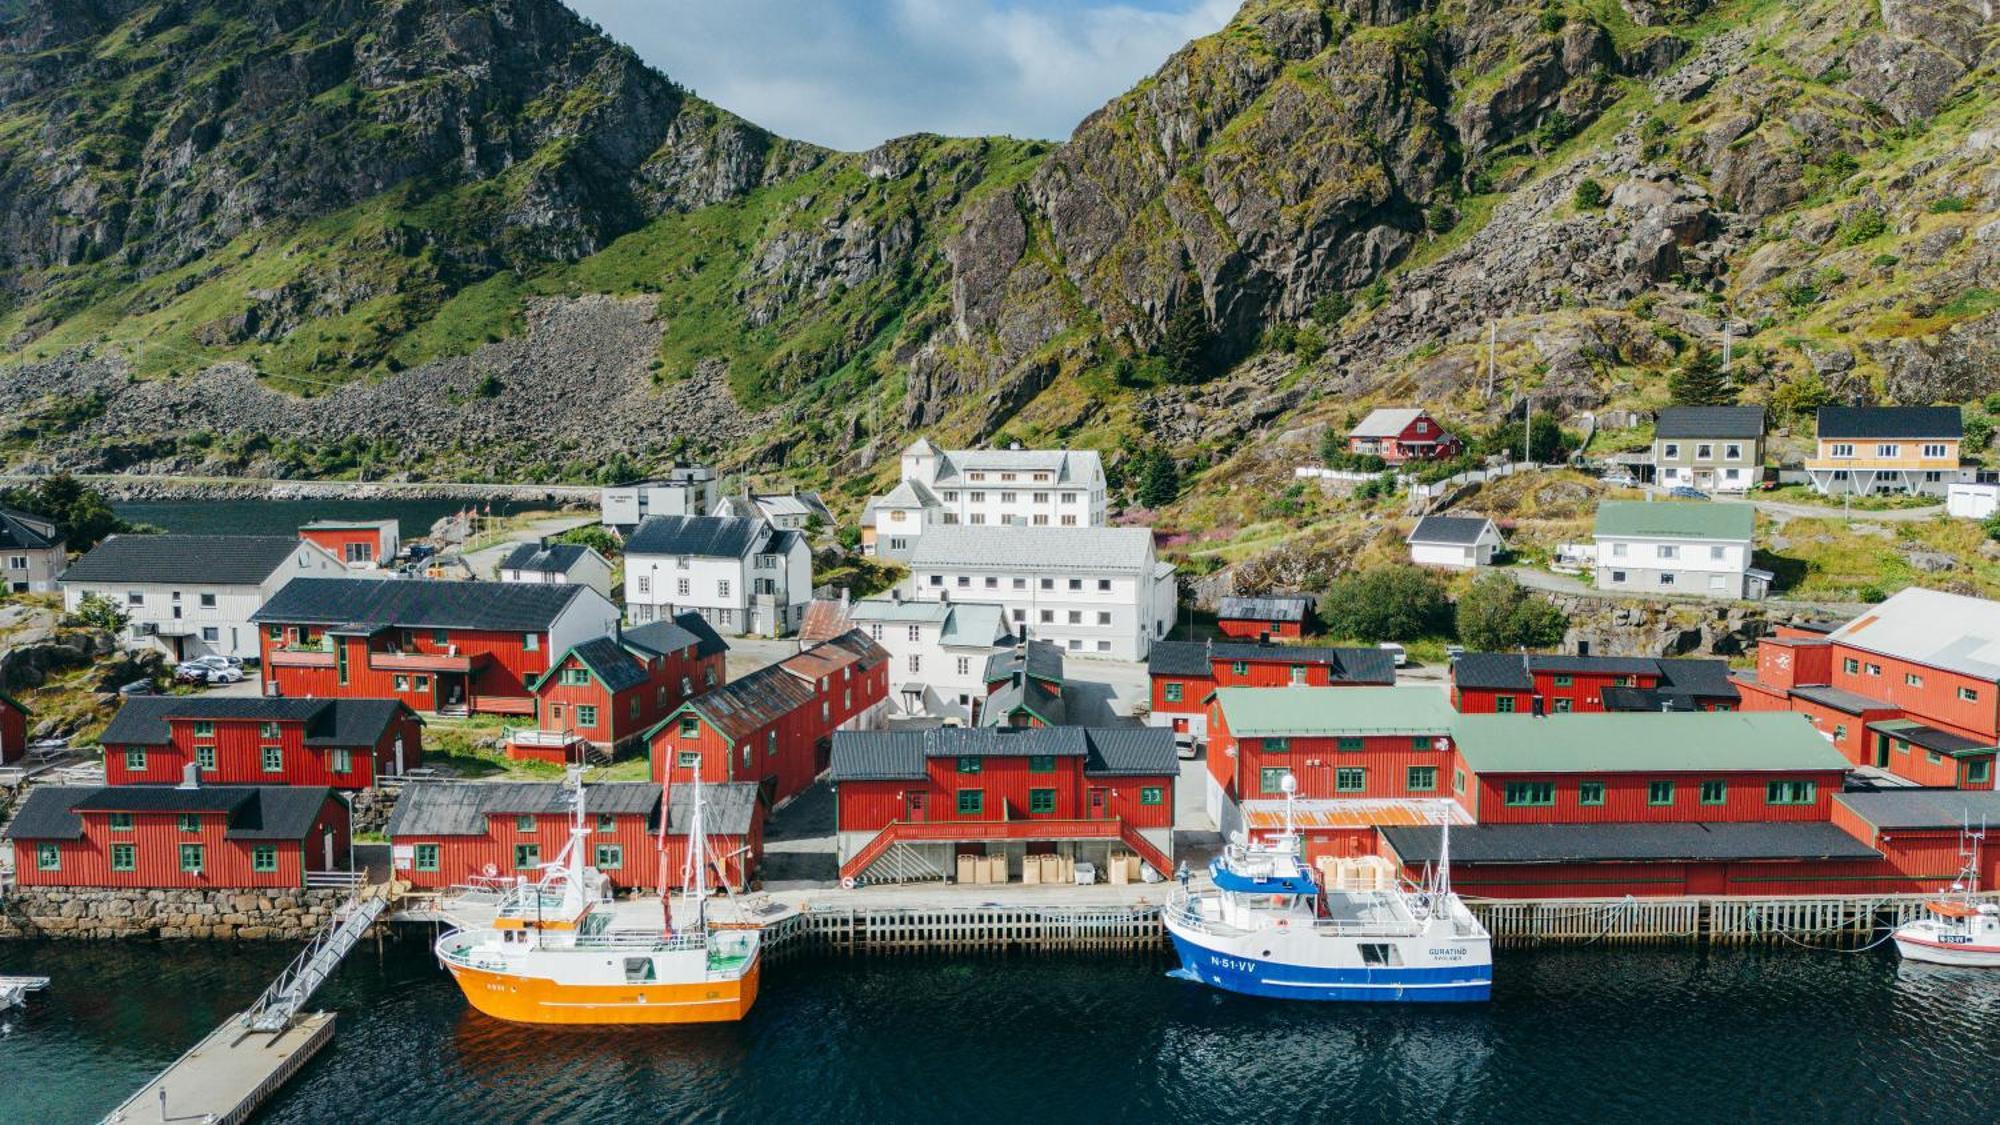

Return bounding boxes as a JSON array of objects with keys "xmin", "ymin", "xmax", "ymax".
[
  {"xmin": 1715, "ymin": 495, "xmax": 1946, "ymax": 522},
  {"xmin": 454, "ymin": 513, "xmax": 596, "ymax": 579}
]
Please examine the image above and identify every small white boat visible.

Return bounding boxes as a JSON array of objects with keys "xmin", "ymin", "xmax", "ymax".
[
  {"xmin": 1893, "ymin": 825, "xmax": 2000, "ymax": 967},
  {"xmin": 1164, "ymin": 778, "xmax": 1492, "ymax": 1003}
]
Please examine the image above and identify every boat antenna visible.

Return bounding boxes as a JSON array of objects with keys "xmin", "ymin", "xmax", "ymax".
[
  {"xmin": 1436, "ymin": 799, "xmax": 1453, "ymax": 901},
  {"xmin": 1280, "ymin": 771, "xmax": 1297, "ymax": 839}
]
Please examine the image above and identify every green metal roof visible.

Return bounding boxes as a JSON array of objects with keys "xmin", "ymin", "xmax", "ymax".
[
  {"xmin": 1593, "ymin": 501, "xmax": 1752, "ymax": 541},
  {"xmin": 1451, "ymin": 712, "xmax": 1849, "ymax": 774},
  {"xmin": 1212, "ymin": 687, "xmax": 1457, "ymax": 737}
]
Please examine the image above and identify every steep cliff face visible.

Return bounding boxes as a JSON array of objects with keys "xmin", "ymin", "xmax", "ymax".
[{"xmin": 1, "ymin": 0, "xmax": 1997, "ymax": 509}]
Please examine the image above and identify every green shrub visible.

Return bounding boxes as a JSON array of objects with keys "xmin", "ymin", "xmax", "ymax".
[
  {"xmin": 1321, "ymin": 565, "xmax": 1453, "ymax": 643},
  {"xmin": 1930, "ymin": 196, "xmax": 1969, "ymax": 214},
  {"xmin": 1572, "ymin": 178, "xmax": 1607, "ymax": 209},
  {"xmin": 1836, "ymin": 209, "xmax": 1887, "ymax": 245},
  {"xmin": 1456, "ymin": 573, "xmax": 1566, "ymax": 651}
]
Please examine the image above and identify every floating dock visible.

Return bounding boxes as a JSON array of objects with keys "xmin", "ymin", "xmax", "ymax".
[{"xmin": 102, "ymin": 1011, "xmax": 335, "ymax": 1125}]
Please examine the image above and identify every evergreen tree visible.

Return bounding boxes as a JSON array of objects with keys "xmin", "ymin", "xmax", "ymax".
[
  {"xmin": 1159, "ymin": 303, "xmax": 1212, "ymax": 385},
  {"xmin": 1137, "ymin": 449, "xmax": 1181, "ymax": 508},
  {"xmin": 1667, "ymin": 346, "xmax": 1737, "ymax": 406}
]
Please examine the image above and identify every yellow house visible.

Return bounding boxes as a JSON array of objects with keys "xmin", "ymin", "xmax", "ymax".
[{"xmin": 1805, "ymin": 406, "xmax": 1964, "ymax": 497}]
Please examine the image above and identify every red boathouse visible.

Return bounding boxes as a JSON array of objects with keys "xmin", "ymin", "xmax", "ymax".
[
  {"xmin": 511, "ymin": 615, "xmax": 729, "ymax": 763},
  {"xmin": 1148, "ymin": 640, "xmax": 1395, "ymax": 747},
  {"xmin": 99, "ymin": 697, "xmax": 423, "ymax": 789},
  {"xmin": 1215, "ymin": 595, "xmax": 1313, "ymax": 641}
]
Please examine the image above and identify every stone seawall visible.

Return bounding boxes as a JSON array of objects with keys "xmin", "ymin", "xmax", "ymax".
[{"xmin": 0, "ymin": 886, "xmax": 351, "ymax": 940}]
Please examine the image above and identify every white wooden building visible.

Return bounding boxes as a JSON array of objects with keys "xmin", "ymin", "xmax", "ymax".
[
  {"xmin": 60, "ymin": 535, "xmax": 351, "ymax": 661},
  {"xmin": 904, "ymin": 526, "xmax": 1176, "ymax": 661}
]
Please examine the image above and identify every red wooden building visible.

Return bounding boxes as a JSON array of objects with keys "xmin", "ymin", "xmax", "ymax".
[
  {"xmin": 1147, "ymin": 640, "xmax": 1395, "ymax": 746},
  {"xmin": 1215, "ymin": 595, "xmax": 1313, "ymax": 641},
  {"xmin": 1449, "ymin": 652, "xmax": 1740, "ymax": 715},
  {"xmin": 829, "ymin": 726, "xmax": 1178, "ymax": 883},
  {"xmin": 3, "ymin": 783, "xmax": 350, "ymax": 889},
  {"xmin": 1831, "ymin": 789, "xmax": 2000, "ymax": 893},
  {"xmin": 99, "ymin": 697, "xmax": 423, "ymax": 789},
  {"xmin": 386, "ymin": 780, "xmax": 764, "ymax": 893},
  {"xmin": 1735, "ymin": 589, "xmax": 2000, "ymax": 789},
  {"xmin": 979, "ymin": 640, "xmax": 1065, "ymax": 728},
  {"xmin": 0, "ymin": 689, "xmax": 27, "ymax": 766},
  {"xmin": 251, "ymin": 578, "xmax": 621, "ymax": 718},
  {"xmin": 509, "ymin": 615, "xmax": 729, "ymax": 763},
  {"xmin": 298, "ymin": 519, "xmax": 399, "ymax": 569},
  {"xmin": 1346, "ymin": 408, "xmax": 1463, "ymax": 464},
  {"xmin": 647, "ymin": 629, "xmax": 889, "ymax": 804}
]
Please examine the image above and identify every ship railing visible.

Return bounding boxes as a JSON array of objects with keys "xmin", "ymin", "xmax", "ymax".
[{"xmin": 570, "ymin": 930, "xmax": 709, "ymax": 952}]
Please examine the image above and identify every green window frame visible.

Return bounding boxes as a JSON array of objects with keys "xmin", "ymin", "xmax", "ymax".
[
  {"xmin": 332, "ymin": 748, "xmax": 353, "ymax": 773},
  {"xmin": 679, "ymin": 716, "xmax": 700, "ymax": 738},
  {"xmin": 111, "ymin": 843, "xmax": 135, "ymax": 872},
  {"xmin": 1335, "ymin": 767, "xmax": 1366, "ymax": 793},
  {"xmin": 109, "ymin": 812, "xmax": 133, "ymax": 832},
  {"xmin": 259, "ymin": 722, "xmax": 279, "ymax": 739},
  {"xmin": 1411, "ymin": 736, "xmax": 1432, "ymax": 751},
  {"xmin": 1264, "ymin": 737, "xmax": 1291, "ymax": 753},
  {"xmin": 576, "ymin": 705, "xmax": 598, "ymax": 728},
  {"xmin": 595, "ymin": 845, "xmax": 623, "ymax": 870},
  {"xmin": 1926, "ymin": 750, "xmax": 1944, "ymax": 766},
  {"xmin": 35, "ymin": 843, "xmax": 59, "ymax": 871},
  {"xmin": 957, "ymin": 756, "xmax": 983, "ymax": 774},
  {"xmin": 415, "ymin": 844, "xmax": 439, "ymax": 872},
  {"xmin": 1578, "ymin": 781, "xmax": 1605, "ymax": 806},
  {"xmin": 1552, "ymin": 674, "xmax": 1572, "ymax": 687},
  {"xmin": 1833, "ymin": 724, "xmax": 1847, "ymax": 743},
  {"xmin": 1231, "ymin": 661, "xmax": 1248, "ymax": 675},
  {"xmin": 1842, "ymin": 658, "xmax": 1859, "ymax": 674},
  {"xmin": 1648, "ymin": 781, "xmax": 1676, "ymax": 806},
  {"xmin": 515, "ymin": 815, "xmax": 536, "ymax": 832},
  {"xmin": 1140, "ymin": 786, "xmax": 1164, "ymax": 806},
  {"xmin": 335, "ymin": 642, "xmax": 349, "ymax": 686},
  {"xmin": 261, "ymin": 746, "xmax": 283, "ymax": 773},
  {"xmin": 1496, "ymin": 696, "xmax": 1516, "ymax": 713},
  {"xmin": 1968, "ymin": 759, "xmax": 1993, "ymax": 786},
  {"xmin": 1553, "ymin": 699, "xmax": 1572, "ymax": 713},
  {"xmin": 1504, "ymin": 781, "xmax": 1554, "ymax": 806},
  {"xmin": 124, "ymin": 748, "xmax": 146, "ymax": 772},
  {"xmin": 1290, "ymin": 665, "xmax": 1308, "ymax": 684},
  {"xmin": 178, "ymin": 813, "xmax": 200, "ymax": 833},
  {"xmin": 1163, "ymin": 682, "xmax": 1183, "ymax": 703},
  {"xmin": 1766, "ymin": 780, "xmax": 1817, "ymax": 806},
  {"xmin": 676, "ymin": 750, "xmax": 700, "ymax": 768},
  {"xmin": 562, "ymin": 667, "xmax": 591, "ymax": 686},
  {"xmin": 196, "ymin": 745, "xmax": 215, "ymax": 771},
  {"xmin": 179, "ymin": 843, "xmax": 204, "ymax": 874},
  {"xmin": 597, "ymin": 814, "xmax": 615, "ymax": 833},
  {"xmin": 513, "ymin": 844, "xmax": 540, "ymax": 870},
  {"xmin": 1028, "ymin": 755, "xmax": 1056, "ymax": 773},
  {"xmin": 193, "ymin": 721, "xmax": 214, "ymax": 737},
  {"xmin": 1700, "ymin": 779, "xmax": 1728, "ymax": 805},
  {"xmin": 267, "ymin": 625, "xmax": 283, "ymax": 641},
  {"xmin": 1336, "ymin": 737, "xmax": 1364, "ymax": 752},
  {"xmin": 252, "ymin": 845, "xmax": 277, "ymax": 874},
  {"xmin": 1259, "ymin": 767, "xmax": 1290, "ymax": 795},
  {"xmin": 1028, "ymin": 788, "xmax": 1057, "ymax": 814},
  {"xmin": 1406, "ymin": 765, "xmax": 1438, "ymax": 792},
  {"xmin": 957, "ymin": 789, "xmax": 984, "ymax": 815}
]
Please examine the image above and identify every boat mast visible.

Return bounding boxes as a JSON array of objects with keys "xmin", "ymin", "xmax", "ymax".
[{"xmin": 682, "ymin": 767, "xmax": 708, "ymax": 930}]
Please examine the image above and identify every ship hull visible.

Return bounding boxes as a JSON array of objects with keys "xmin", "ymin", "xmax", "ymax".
[
  {"xmin": 1166, "ymin": 932, "xmax": 1492, "ymax": 1003},
  {"xmin": 1893, "ymin": 930, "xmax": 2000, "ymax": 968},
  {"xmin": 444, "ymin": 957, "xmax": 761, "ymax": 1025}
]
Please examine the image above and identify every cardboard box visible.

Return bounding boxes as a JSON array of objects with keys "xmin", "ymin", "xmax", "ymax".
[
  {"xmin": 1023, "ymin": 856, "xmax": 1042, "ymax": 885},
  {"xmin": 957, "ymin": 854, "xmax": 978, "ymax": 884}
]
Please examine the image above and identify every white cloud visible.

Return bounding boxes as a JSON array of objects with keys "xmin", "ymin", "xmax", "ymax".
[{"xmin": 567, "ymin": 0, "xmax": 1239, "ymax": 150}]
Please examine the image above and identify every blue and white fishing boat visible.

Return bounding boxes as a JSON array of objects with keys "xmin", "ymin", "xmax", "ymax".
[{"xmin": 1164, "ymin": 777, "xmax": 1492, "ymax": 1002}]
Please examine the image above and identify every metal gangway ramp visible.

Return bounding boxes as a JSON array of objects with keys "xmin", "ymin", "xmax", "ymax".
[{"xmin": 246, "ymin": 892, "xmax": 388, "ymax": 1032}]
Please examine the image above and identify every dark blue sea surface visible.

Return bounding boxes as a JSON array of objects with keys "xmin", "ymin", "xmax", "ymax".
[{"xmin": 3, "ymin": 939, "xmax": 1998, "ymax": 1124}]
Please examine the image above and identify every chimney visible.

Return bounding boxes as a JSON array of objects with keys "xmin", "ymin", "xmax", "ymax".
[{"xmin": 179, "ymin": 761, "xmax": 201, "ymax": 790}]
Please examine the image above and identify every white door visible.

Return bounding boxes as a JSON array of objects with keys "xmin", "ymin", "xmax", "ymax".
[
  {"xmin": 323, "ymin": 830, "xmax": 335, "ymax": 870},
  {"xmin": 393, "ymin": 736, "xmax": 405, "ymax": 776}
]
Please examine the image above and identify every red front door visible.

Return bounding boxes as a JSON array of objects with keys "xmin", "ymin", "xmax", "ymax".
[
  {"xmin": 906, "ymin": 791, "xmax": 927, "ymax": 823},
  {"xmin": 1088, "ymin": 788, "xmax": 1107, "ymax": 818}
]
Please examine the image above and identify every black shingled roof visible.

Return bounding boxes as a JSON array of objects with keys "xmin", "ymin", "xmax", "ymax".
[
  {"xmin": 1865, "ymin": 721, "xmax": 1995, "ymax": 756},
  {"xmin": 1835, "ymin": 789, "xmax": 2000, "ymax": 830},
  {"xmin": 1815, "ymin": 405, "xmax": 1963, "ymax": 440},
  {"xmin": 250, "ymin": 577, "xmax": 596, "ymax": 630},
  {"xmin": 623, "ymin": 515, "xmax": 765, "ymax": 558},
  {"xmin": 1450, "ymin": 652, "xmax": 1535, "ymax": 691},
  {"xmin": 0, "ymin": 508, "xmax": 60, "ymax": 551},
  {"xmin": 62, "ymin": 534, "xmax": 307, "ymax": 587},
  {"xmin": 5, "ymin": 785, "xmax": 335, "ymax": 841},
  {"xmin": 99, "ymin": 697, "xmax": 416, "ymax": 747},
  {"xmin": 1407, "ymin": 515, "xmax": 1495, "ymax": 546},
  {"xmin": 556, "ymin": 636, "xmax": 651, "ymax": 694},
  {"xmin": 1654, "ymin": 405, "xmax": 1767, "ymax": 439},
  {"xmin": 983, "ymin": 639, "xmax": 1065, "ymax": 687},
  {"xmin": 622, "ymin": 613, "xmax": 729, "ymax": 659},
  {"xmin": 830, "ymin": 727, "xmax": 1176, "ymax": 782},
  {"xmin": 1147, "ymin": 640, "xmax": 1394, "ymax": 682},
  {"xmin": 499, "ymin": 542, "xmax": 594, "ymax": 574},
  {"xmin": 1382, "ymin": 822, "xmax": 1881, "ymax": 865}
]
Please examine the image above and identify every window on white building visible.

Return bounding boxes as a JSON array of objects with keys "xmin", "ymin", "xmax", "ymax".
[
  {"xmin": 677, "ymin": 578, "xmax": 691, "ymax": 597},
  {"xmin": 717, "ymin": 580, "xmax": 731, "ymax": 599},
  {"xmin": 1097, "ymin": 612, "xmax": 1111, "ymax": 625},
  {"xmin": 1068, "ymin": 611, "xmax": 1082, "ymax": 624},
  {"xmin": 1061, "ymin": 515, "xmax": 1077, "ymax": 526},
  {"xmin": 1659, "ymin": 573, "xmax": 1676, "ymax": 586},
  {"xmin": 1611, "ymin": 542, "xmax": 1628, "ymax": 558},
  {"xmin": 1657, "ymin": 545, "xmax": 1679, "ymax": 560},
  {"xmin": 636, "ymin": 575, "xmax": 650, "ymax": 594},
  {"xmin": 908, "ymin": 654, "xmax": 921, "ymax": 673},
  {"xmin": 1040, "ymin": 610, "xmax": 1055, "ymax": 623}
]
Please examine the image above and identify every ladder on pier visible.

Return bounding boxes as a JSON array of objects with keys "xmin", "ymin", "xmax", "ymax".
[{"xmin": 243, "ymin": 894, "xmax": 387, "ymax": 1033}]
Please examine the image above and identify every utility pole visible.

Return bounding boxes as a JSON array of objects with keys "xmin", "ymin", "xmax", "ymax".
[
  {"xmin": 1524, "ymin": 392, "xmax": 1534, "ymax": 466},
  {"xmin": 1721, "ymin": 321, "xmax": 1733, "ymax": 372},
  {"xmin": 1485, "ymin": 321, "xmax": 1497, "ymax": 403}
]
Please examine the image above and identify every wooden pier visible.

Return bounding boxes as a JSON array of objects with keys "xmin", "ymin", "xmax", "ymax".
[
  {"xmin": 102, "ymin": 1012, "xmax": 335, "ymax": 1125},
  {"xmin": 761, "ymin": 903, "xmax": 1165, "ymax": 960},
  {"xmin": 1469, "ymin": 891, "xmax": 2000, "ymax": 947}
]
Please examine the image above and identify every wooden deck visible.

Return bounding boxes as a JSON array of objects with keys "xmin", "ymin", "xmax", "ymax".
[{"xmin": 103, "ymin": 1012, "xmax": 334, "ymax": 1125}]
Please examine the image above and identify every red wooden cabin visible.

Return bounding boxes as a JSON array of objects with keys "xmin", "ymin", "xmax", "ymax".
[
  {"xmin": 252, "ymin": 578, "xmax": 621, "ymax": 717},
  {"xmin": 1346, "ymin": 408, "xmax": 1463, "ymax": 464},
  {"xmin": 0, "ymin": 689, "xmax": 27, "ymax": 766},
  {"xmin": 3, "ymin": 783, "xmax": 350, "ymax": 889},
  {"xmin": 99, "ymin": 697, "xmax": 423, "ymax": 789},
  {"xmin": 386, "ymin": 780, "xmax": 764, "ymax": 893},
  {"xmin": 1148, "ymin": 640, "xmax": 1395, "ymax": 746},
  {"xmin": 647, "ymin": 629, "xmax": 888, "ymax": 804},
  {"xmin": 1215, "ymin": 595, "xmax": 1312, "ymax": 641},
  {"xmin": 510, "ymin": 615, "xmax": 729, "ymax": 763},
  {"xmin": 830, "ymin": 726, "xmax": 1178, "ymax": 883},
  {"xmin": 1449, "ymin": 653, "xmax": 1740, "ymax": 715},
  {"xmin": 298, "ymin": 519, "xmax": 398, "ymax": 569}
]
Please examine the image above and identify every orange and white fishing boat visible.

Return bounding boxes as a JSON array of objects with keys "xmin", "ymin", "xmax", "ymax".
[
  {"xmin": 436, "ymin": 769, "xmax": 760, "ymax": 1025},
  {"xmin": 1892, "ymin": 824, "xmax": 2000, "ymax": 968}
]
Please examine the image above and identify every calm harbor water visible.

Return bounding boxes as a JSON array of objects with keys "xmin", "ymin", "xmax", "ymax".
[
  {"xmin": 112, "ymin": 499, "xmax": 540, "ymax": 540},
  {"xmin": 4, "ymin": 939, "xmax": 1999, "ymax": 1124}
]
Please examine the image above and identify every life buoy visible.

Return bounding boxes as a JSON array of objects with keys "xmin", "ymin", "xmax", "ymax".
[
  {"xmin": 482, "ymin": 862, "xmax": 498, "ymax": 878},
  {"xmin": 841, "ymin": 876, "xmax": 856, "ymax": 890}
]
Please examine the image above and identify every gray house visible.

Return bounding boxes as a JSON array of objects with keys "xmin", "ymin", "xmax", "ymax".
[
  {"xmin": 0, "ymin": 509, "xmax": 65, "ymax": 593},
  {"xmin": 1652, "ymin": 406, "xmax": 1766, "ymax": 493}
]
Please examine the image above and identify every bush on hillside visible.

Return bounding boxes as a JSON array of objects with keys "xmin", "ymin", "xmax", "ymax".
[{"xmin": 1320, "ymin": 564, "xmax": 1452, "ymax": 642}]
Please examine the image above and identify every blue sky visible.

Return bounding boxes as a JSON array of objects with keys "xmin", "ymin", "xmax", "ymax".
[{"xmin": 567, "ymin": 0, "xmax": 1239, "ymax": 151}]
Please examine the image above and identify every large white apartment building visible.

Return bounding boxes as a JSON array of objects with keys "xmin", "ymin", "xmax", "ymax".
[
  {"xmin": 904, "ymin": 526, "xmax": 1177, "ymax": 661},
  {"xmin": 600, "ymin": 466, "xmax": 719, "ymax": 529},
  {"xmin": 621, "ymin": 515, "xmax": 812, "ymax": 637},
  {"xmin": 841, "ymin": 595, "xmax": 1014, "ymax": 725},
  {"xmin": 862, "ymin": 438, "xmax": 1108, "ymax": 560},
  {"xmin": 59, "ymin": 534, "xmax": 351, "ymax": 661}
]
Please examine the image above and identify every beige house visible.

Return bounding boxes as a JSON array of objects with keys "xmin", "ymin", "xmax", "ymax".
[
  {"xmin": 0, "ymin": 509, "xmax": 65, "ymax": 593},
  {"xmin": 1652, "ymin": 406, "xmax": 1765, "ymax": 493},
  {"xmin": 1805, "ymin": 406, "xmax": 1965, "ymax": 497}
]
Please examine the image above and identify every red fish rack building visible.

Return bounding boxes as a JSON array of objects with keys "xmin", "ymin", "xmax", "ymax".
[
  {"xmin": 1146, "ymin": 639, "xmax": 1395, "ymax": 746},
  {"xmin": 1448, "ymin": 652, "xmax": 1741, "ymax": 715},
  {"xmin": 830, "ymin": 726, "xmax": 1179, "ymax": 884},
  {"xmin": 251, "ymin": 578, "xmax": 621, "ymax": 718},
  {"xmin": 3, "ymin": 783, "xmax": 351, "ymax": 889},
  {"xmin": 98, "ymin": 697, "xmax": 423, "ymax": 788},
  {"xmin": 1214, "ymin": 595, "xmax": 1313, "ymax": 641},
  {"xmin": 509, "ymin": 615, "xmax": 729, "ymax": 763}
]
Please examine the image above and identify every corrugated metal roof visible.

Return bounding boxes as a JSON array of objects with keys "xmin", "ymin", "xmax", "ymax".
[
  {"xmin": 1452, "ymin": 712, "xmax": 1850, "ymax": 774},
  {"xmin": 1654, "ymin": 405, "xmax": 1767, "ymax": 439},
  {"xmin": 623, "ymin": 515, "xmax": 765, "ymax": 559},
  {"xmin": 1382, "ymin": 821, "xmax": 1881, "ymax": 864},
  {"xmin": 1864, "ymin": 719, "xmax": 1995, "ymax": 756},
  {"xmin": 830, "ymin": 727, "xmax": 1174, "ymax": 781},
  {"xmin": 1147, "ymin": 641, "xmax": 1394, "ymax": 682},
  {"xmin": 386, "ymin": 781, "xmax": 663, "ymax": 837},
  {"xmin": 1826, "ymin": 588, "xmax": 2000, "ymax": 683},
  {"xmin": 797, "ymin": 599, "xmax": 859, "ymax": 646},
  {"xmin": 251, "ymin": 577, "xmax": 594, "ymax": 630},
  {"xmin": 782, "ymin": 629, "xmax": 889, "ymax": 682},
  {"xmin": 1407, "ymin": 515, "xmax": 1497, "ymax": 546},
  {"xmin": 499, "ymin": 542, "xmax": 595, "ymax": 574},
  {"xmin": 1593, "ymin": 501, "xmax": 1752, "ymax": 541},
  {"xmin": 908, "ymin": 526, "xmax": 1156, "ymax": 574},
  {"xmin": 1212, "ymin": 686, "xmax": 1457, "ymax": 736},
  {"xmin": 621, "ymin": 613, "xmax": 729, "ymax": 660},
  {"xmin": 1349, "ymin": 408, "xmax": 1425, "ymax": 438},
  {"xmin": 1834, "ymin": 789, "xmax": 2000, "ymax": 830},
  {"xmin": 1815, "ymin": 405, "xmax": 1962, "ymax": 440},
  {"xmin": 683, "ymin": 664, "xmax": 816, "ymax": 744},
  {"xmin": 99, "ymin": 697, "xmax": 415, "ymax": 748},
  {"xmin": 666, "ymin": 782, "xmax": 760, "ymax": 836},
  {"xmin": 62, "ymin": 535, "xmax": 308, "ymax": 587},
  {"xmin": 6, "ymin": 785, "xmax": 336, "ymax": 841},
  {"xmin": 1242, "ymin": 797, "xmax": 1471, "ymax": 831},
  {"xmin": 983, "ymin": 640, "xmax": 1064, "ymax": 686},
  {"xmin": 1218, "ymin": 595, "xmax": 1311, "ymax": 623}
]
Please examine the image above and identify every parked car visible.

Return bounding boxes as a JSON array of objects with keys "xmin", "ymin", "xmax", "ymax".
[
  {"xmin": 116, "ymin": 679, "xmax": 155, "ymax": 696},
  {"xmin": 174, "ymin": 663, "xmax": 212, "ymax": 685},
  {"xmin": 1668, "ymin": 486, "xmax": 1711, "ymax": 501},
  {"xmin": 1378, "ymin": 642, "xmax": 1409, "ymax": 668},
  {"xmin": 1174, "ymin": 733, "xmax": 1199, "ymax": 761},
  {"xmin": 1602, "ymin": 471, "xmax": 1637, "ymax": 487},
  {"xmin": 179, "ymin": 656, "xmax": 245, "ymax": 685}
]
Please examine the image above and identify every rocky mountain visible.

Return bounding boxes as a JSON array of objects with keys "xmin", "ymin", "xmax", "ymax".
[{"xmin": 1, "ymin": 0, "xmax": 1997, "ymax": 514}]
